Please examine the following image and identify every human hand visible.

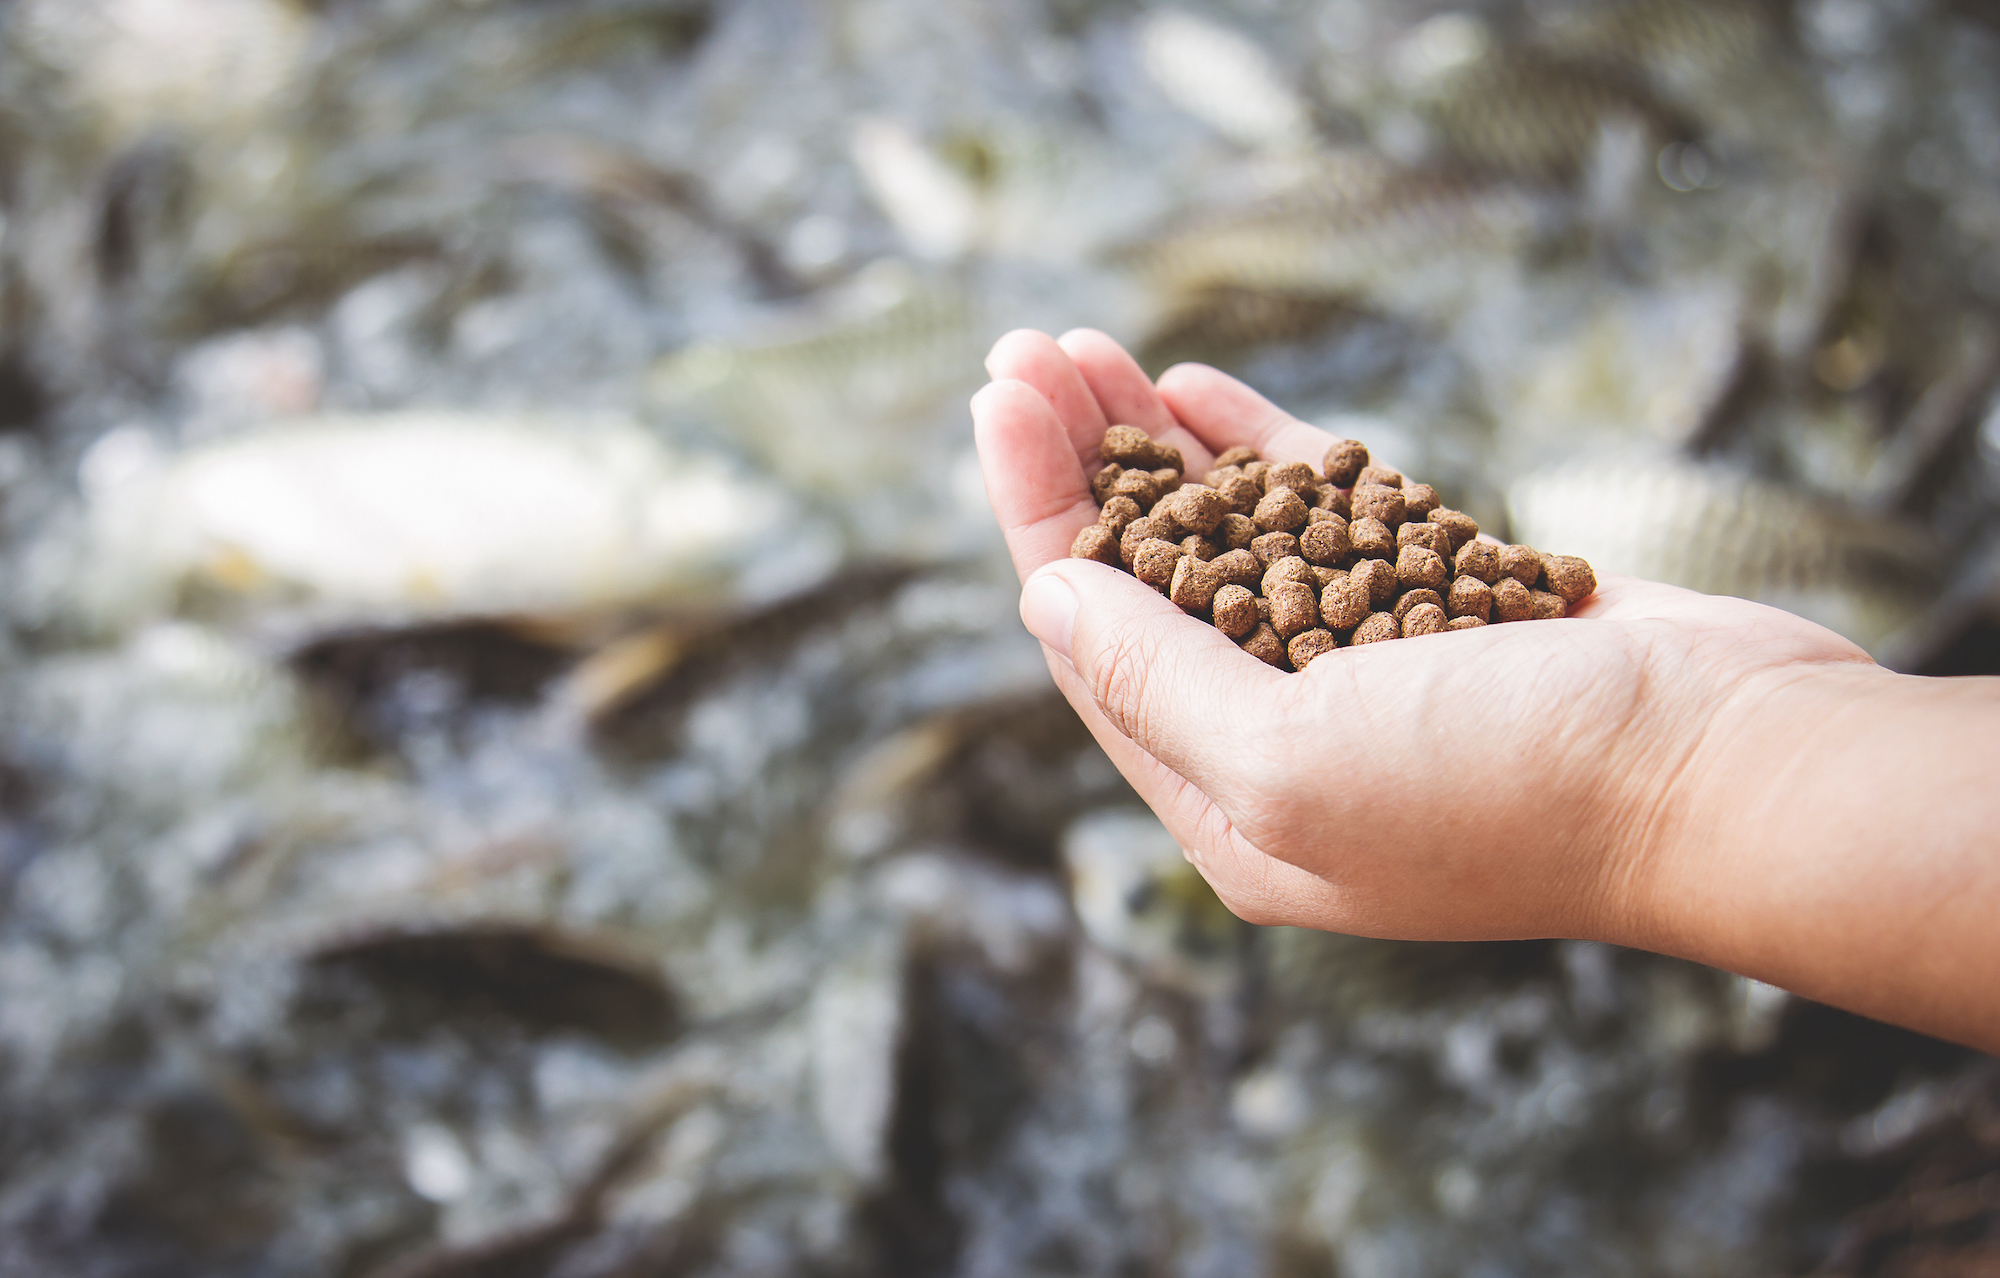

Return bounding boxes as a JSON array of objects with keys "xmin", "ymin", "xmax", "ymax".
[{"xmin": 970, "ymin": 328, "xmax": 1878, "ymax": 948}]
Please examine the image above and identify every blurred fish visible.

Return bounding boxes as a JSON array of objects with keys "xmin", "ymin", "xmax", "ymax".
[
  {"xmin": 1137, "ymin": 10, "xmax": 1317, "ymax": 151},
  {"xmin": 71, "ymin": 412, "xmax": 783, "ymax": 632},
  {"xmin": 1508, "ymin": 454, "xmax": 1938, "ymax": 655}
]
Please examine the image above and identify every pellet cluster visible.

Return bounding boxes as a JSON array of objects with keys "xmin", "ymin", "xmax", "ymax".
[{"xmin": 1069, "ymin": 431, "xmax": 1597, "ymax": 671}]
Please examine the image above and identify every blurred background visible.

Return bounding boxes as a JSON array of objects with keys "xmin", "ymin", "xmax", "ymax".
[{"xmin": 1, "ymin": 0, "xmax": 1997, "ymax": 1274}]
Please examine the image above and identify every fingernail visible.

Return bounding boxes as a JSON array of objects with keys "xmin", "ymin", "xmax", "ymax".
[{"xmin": 1019, "ymin": 570, "xmax": 1078, "ymax": 660}]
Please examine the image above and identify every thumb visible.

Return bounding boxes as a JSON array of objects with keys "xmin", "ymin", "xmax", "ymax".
[{"xmin": 1019, "ymin": 558, "xmax": 1286, "ymax": 801}]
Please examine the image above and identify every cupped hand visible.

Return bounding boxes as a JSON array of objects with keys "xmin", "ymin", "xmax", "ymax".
[{"xmin": 971, "ymin": 328, "xmax": 1877, "ymax": 947}]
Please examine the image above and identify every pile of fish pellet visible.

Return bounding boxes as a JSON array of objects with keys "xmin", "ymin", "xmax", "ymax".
[{"xmin": 1070, "ymin": 428, "xmax": 1596, "ymax": 671}]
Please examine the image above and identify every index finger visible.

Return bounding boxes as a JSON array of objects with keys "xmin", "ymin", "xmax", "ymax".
[{"xmin": 971, "ymin": 378, "xmax": 1100, "ymax": 583}]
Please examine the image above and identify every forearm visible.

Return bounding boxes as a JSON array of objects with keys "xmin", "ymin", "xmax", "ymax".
[{"xmin": 1629, "ymin": 663, "xmax": 2000, "ymax": 1052}]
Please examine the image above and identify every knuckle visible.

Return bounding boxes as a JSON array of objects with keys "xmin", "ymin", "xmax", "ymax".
[{"xmin": 1085, "ymin": 615, "xmax": 1162, "ymax": 745}]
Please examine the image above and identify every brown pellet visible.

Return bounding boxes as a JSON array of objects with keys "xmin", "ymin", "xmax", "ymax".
[
  {"xmin": 1256, "ymin": 596, "xmax": 1273, "ymax": 623},
  {"xmin": 1351, "ymin": 557, "xmax": 1400, "ymax": 606},
  {"xmin": 1242, "ymin": 460, "xmax": 1271, "ymax": 486},
  {"xmin": 1349, "ymin": 516, "xmax": 1395, "ymax": 559},
  {"xmin": 1393, "ymin": 589, "xmax": 1444, "ymax": 623},
  {"xmin": 1321, "ymin": 574, "xmax": 1371, "ymax": 630},
  {"xmin": 1098, "ymin": 495, "xmax": 1141, "ymax": 536},
  {"xmin": 1265, "ymin": 461, "xmax": 1320, "ymax": 496},
  {"xmin": 1251, "ymin": 531, "xmax": 1301, "ymax": 567},
  {"xmin": 1491, "ymin": 576, "xmax": 1534, "ymax": 622},
  {"xmin": 1212, "ymin": 549, "xmax": 1263, "ymax": 589},
  {"xmin": 1268, "ymin": 581, "xmax": 1320, "ymax": 638},
  {"xmin": 1133, "ymin": 538, "xmax": 1183, "ymax": 591},
  {"xmin": 1396, "ymin": 521, "xmax": 1453, "ymax": 560},
  {"xmin": 1543, "ymin": 555, "xmax": 1597, "ymax": 603},
  {"xmin": 1218, "ymin": 474, "xmax": 1262, "ymax": 515},
  {"xmin": 1215, "ymin": 445, "xmax": 1260, "ymax": 469},
  {"xmin": 1455, "ymin": 540, "xmax": 1501, "ymax": 584},
  {"xmin": 1447, "ymin": 575, "xmax": 1492, "ymax": 622},
  {"xmin": 1218, "ymin": 513, "xmax": 1258, "ymax": 550},
  {"xmin": 1071, "ymin": 524, "xmax": 1120, "ymax": 565},
  {"xmin": 1181, "ymin": 535, "xmax": 1220, "ymax": 561},
  {"xmin": 1357, "ymin": 464, "xmax": 1404, "ymax": 489},
  {"xmin": 1211, "ymin": 584, "xmax": 1259, "ymax": 638},
  {"xmin": 1239, "ymin": 622, "xmax": 1285, "ymax": 666},
  {"xmin": 1317, "ymin": 487, "xmax": 1351, "ymax": 518},
  {"xmin": 1350, "ymin": 483, "xmax": 1406, "ymax": 526},
  {"xmin": 1121, "ymin": 515, "xmax": 1166, "ymax": 560},
  {"xmin": 1499, "ymin": 544, "xmax": 1542, "ymax": 586},
  {"xmin": 1310, "ymin": 565, "xmax": 1342, "ymax": 590},
  {"xmin": 1170, "ymin": 554, "xmax": 1226, "ymax": 612},
  {"xmin": 1202, "ymin": 464, "xmax": 1242, "ymax": 488},
  {"xmin": 1352, "ymin": 612, "xmax": 1400, "ymax": 645},
  {"xmin": 1300, "ymin": 518, "xmax": 1350, "ymax": 565},
  {"xmin": 1305, "ymin": 506, "xmax": 1340, "ymax": 527},
  {"xmin": 1531, "ymin": 590, "xmax": 1568, "ymax": 620},
  {"xmin": 1253, "ymin": 486, "xmax": 1309, "ymax": 534},
  {"xmin": 1151, "ymin": 467, "xmax": 1183, "ymax": 494},
  {"xmin": 1402, "ymin": 602, "xmax": 1447, "ymax": 637},
  {"xmin": 1288, "ymin": 629, "xmax": 1339, "ymax": 670},
  {"xmin": 1111, "ymin": 469, "xmax": 1161, "ymax": 511},
  {"xmin": 1396, "ymin": 545, "xmax": 1448, "ymax": 592},
  {"xmin": 1155, "ymin": 443, "xmax": 1185, "ymax": 474},
  {"xmin": 1323, "ymin": 440, "xmax": 1368, "ymax": 487},
  {"xmin": 1427, "ymin": 507, "xmax": 1479, "ymax": 551},
  {"xmin": 1090, "ymin": 464, "xmax": 1124, "ymax": 505},
  {"xmin": 1100, "ymin": 425, "xmax": 1161, "ymax": 468},
  {"xmin": 1447, "ymin": 615, "xmax": 1486, "ymax": 631},
  {"xmin": 1164, "ymin": 483, "xmax": 1227, "ymax": 535},
  {"xmin": 1262, "ymin": 555, "xmax": 1315, "ymax": 596},
  {"xmin": 1401, "ymin": 483, "xmax": 1439, "ymax": 521}
]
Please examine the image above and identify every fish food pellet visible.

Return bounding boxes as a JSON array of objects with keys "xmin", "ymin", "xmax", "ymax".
[
  {"xmin": 1393, "ymin": 589, "xmax": 1443, "ymax": 623},
  {"xmin": 1351, "ymin": 483, "xmax": 1406, "ymax": 525},
  {"xmin": 1397, "ymin": 521, "xmax": 1453, "ymax": 560},
  {"xmin": 1352, "ymin": 612, "xmax": 1400, "ymax": 645},
  {"xmin": 1071, "ymin": 524, "xmax": 1120, "ymax": 566},
  {"xmin": 1491, "ymin": 576, "xmax": 1533, "ymax": 622},
  {"xmin": 1217, "ymin": 513, "xmax": 1257, "ymax": 550},
  {"xmin": 1212, "ymin": 584, "xmax": 1259, "ymax": 638},
  {"xmin": 1268, "ymin": 581, "xmax": 1319, "ymax": 638},
  {"xmin": 1455, "ymin": 540, "xmax": 1500, "ymax": 584},
  {"xmin": 1091, "ymin": 463, "xmax": 1125, "ymax": 504},
  {"xmin": 1323, "ymin": 440, "xmax": 1368, "ymax": 487},
  {"xmin": 1300, "ymin": 519, "xmax": 1350, "ymax": 565},
  {"xmin": 1251, "ymin": 531, "xmax": 1300, "ymax": 567},
  {"xmin": 1352, "ymin": 557, "xmax": 1400, "ymax": 606},
  {"xmin": 1320, "ymin": 574, "xmax": 1371, "ymax": 630},
  {"xmin": 1101, "ymin": 424, "xmax": 1162, "ymax": 468},
  {"xmin": 1212, "ymin": 548, "xmax": 1262, "ymax": 589},
  {"xmin": 1288, "ymin": 628, "xmax": 1339, "ymax": 669},
  {"xmin": 1543, "ymin": 554, "xmax": 1597, "ymax": 603},
  {"xmin": 1265, "ymin": 461, "xmax": 1319, "ymax": 496},
  {"xmin": 1396, "ymin": 545, "xmax": 1448, "ymax": 592},
  {"xmin": 1428, "ymin": 508, "xmax": 1479, "ymax": 551},
  {"xmin": 1164, "ymin": 484, "xmax": 1227, "ymax": 535},
  {"xmin": 1447, "ymin": 575, "xmax": 1492, "ymax": 622},
  {"xmin": 1349, "ymin": 517, "xmax": 1394, "ymax": 559},
  {"xmin": 1401, "ymin": 483, "xmax": 1439, "ymax": 521},
  {"xmin": 1240, "ymin": 622, "xmax": 1285, "ymax": 665},
  {"xmin": 1499, "ymin": 544, "xmax": 1542, "ymax": 586},
  {"xmin": 1262, "ymin": 555, "xmax": 1315, "ymax": 596},
  {"xmin": 1253, "ymin": 487, "xmax": 1309, "ymax": 534},
  {"xmin": 1181, "ymin": 535, "xmax": 1220, "ymax": 561},
  {"xmin": 1112, "ymin": 469, "xmax": 1161, "ymax": 511},
  {"xmin": 1134, "ymin": 538, "xmax": 1183, "ymax": 590},
  {"xmin": 1068, "ymin": 439, "xmax": 1593, "ymax": 669},
  {"xmin": 1402, "ymin": 602, "xmax": 1447, "ymax": 637},
  {"xmin": 1099, "ymin": 495, "xmax": 1141, "ymax": 535},
  {"xmin": 1170, "ymin": 554, "xmax": 1226, "ymax": 612}
]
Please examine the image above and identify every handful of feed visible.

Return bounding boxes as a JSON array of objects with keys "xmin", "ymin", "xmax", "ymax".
[{"xmin": 1069, "ymin": 427, "xmax": 1596, "ymax": 671}]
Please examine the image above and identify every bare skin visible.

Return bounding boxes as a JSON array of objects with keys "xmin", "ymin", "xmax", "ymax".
[{"xmin": 972, "ymin": 326, "xmax": 2000, "ymax": 1055}]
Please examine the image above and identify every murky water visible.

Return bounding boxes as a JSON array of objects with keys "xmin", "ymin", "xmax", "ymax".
[{"xmin": 1, "ymin": 1, "xmax": 1996, "ymax": 1274}]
